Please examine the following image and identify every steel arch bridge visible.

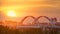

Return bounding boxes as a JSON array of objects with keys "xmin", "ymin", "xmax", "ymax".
[
  {"xmin": 20, "ymin": 16, "xmax": 52, "ymax": 24},
  {"xmin": 17, "ymin": 16, "xmax": 60, "ymax": 28}
]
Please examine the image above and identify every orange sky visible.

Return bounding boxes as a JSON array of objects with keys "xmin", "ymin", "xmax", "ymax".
[{"xmin": 0, "ymin": 0, "xmax": 60, "ymax": 22}]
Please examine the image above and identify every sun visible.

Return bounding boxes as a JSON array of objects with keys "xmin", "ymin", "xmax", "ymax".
[{"xmin": 7, "ymin": 10, "xmax": 17, "ymax": 17}]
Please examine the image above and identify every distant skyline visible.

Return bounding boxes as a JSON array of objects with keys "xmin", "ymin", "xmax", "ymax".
[{"xmin": 0, "ymin": 0, "xmax": 60, "ymax": 22}]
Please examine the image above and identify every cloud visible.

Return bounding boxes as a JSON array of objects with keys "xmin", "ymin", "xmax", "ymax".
[{"xmin": 1, "ymin": 0, "xmax": 60, "ymax": 21}]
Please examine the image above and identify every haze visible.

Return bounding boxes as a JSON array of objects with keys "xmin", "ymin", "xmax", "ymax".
[{"xmin": 0, "ymin": 0, "xmax": 60, "ymax": 22}]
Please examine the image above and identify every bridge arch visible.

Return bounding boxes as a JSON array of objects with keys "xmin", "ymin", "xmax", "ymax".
[
  {"xmin": 20, "ymin": 16, "xmax": 36, "ymax": 24},
  {"xmin": 34, "ymin": 16, "xmax": 51, "ymax": 23}
]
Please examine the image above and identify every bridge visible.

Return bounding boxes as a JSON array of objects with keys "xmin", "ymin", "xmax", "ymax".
[
  {"xmin": 17, "ymin": 16, "xmax": 60, "ymax": 29},
  {"xmin": 20, "ymin": 16, "xmax": 57, "ymax": 24}
]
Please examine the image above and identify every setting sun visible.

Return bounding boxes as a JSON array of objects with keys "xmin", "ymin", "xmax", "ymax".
[{"xmin": 7, "ymin": 10, "xmax": 17, "ymax": 17}]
